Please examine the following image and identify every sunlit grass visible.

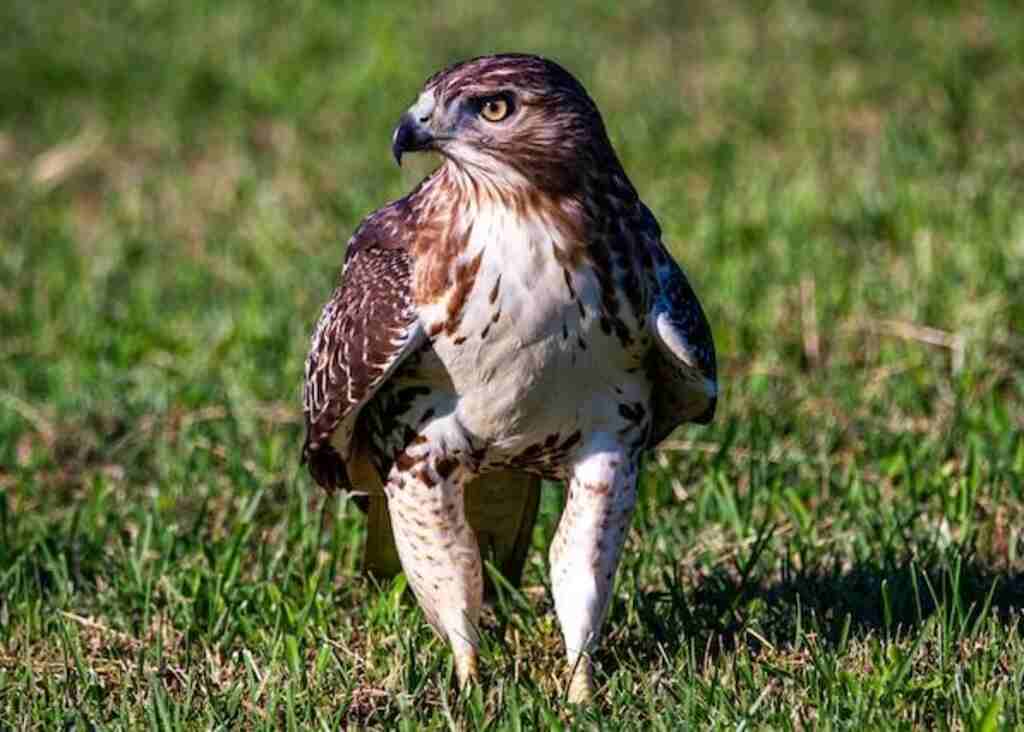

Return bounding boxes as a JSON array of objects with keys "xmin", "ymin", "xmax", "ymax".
[{"xmin": 1, "ymin": 0, "xmax": 1023, "ymax": 728}]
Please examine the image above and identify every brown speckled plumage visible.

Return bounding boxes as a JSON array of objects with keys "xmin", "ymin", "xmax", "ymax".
[
  {"xmin": 302, "ymin": 206, "xmax": 423, "ymax": 491},
  {"xmin": 300, "ymin": 53, "xmax": 716, "ymax": 702}
]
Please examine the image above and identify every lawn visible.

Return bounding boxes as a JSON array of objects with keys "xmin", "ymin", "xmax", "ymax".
[{"xmin": 1, "ymin": 0, "xmax": 1023, "ymax": 728}]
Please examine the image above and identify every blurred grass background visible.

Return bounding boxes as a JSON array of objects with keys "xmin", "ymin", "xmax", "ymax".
[{"xmin": 1, "ymin": 0, "xmax": 1023, "ymax": 728}]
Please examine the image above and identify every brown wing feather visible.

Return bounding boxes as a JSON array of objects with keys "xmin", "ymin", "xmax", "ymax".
[{"xmin": 302, "ymin": 213, "xmax": 424, "ymax": 491}]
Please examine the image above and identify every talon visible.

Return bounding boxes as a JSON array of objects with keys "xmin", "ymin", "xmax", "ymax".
[
  {"xmin": 455, "ymin": 649, "xmax": 479, "ymax": 690},
  {"xmin": 567, "ymin": 656, "xmax": 596, "ymax": 704}
]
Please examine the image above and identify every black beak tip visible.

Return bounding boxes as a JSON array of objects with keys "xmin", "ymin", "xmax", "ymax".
[
  {"xmin": 392, "ymin": 113, "xmax": 432, "ymax": 167},
  {"xmin": 392, "ymin": 113, "xmax": 414, "ymax": 167}
]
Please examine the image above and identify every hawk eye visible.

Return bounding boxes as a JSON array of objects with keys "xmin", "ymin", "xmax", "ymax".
[{"xmin": 479, "ymin": 96, "xmax": 511, "ymax": 122}]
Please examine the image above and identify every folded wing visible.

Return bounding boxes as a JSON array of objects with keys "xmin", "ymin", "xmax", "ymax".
[
  {"xmin": 302, "ymin": 218, "xmax": 425, "ymax": 491},
  {"xmin": 643, "ymin": 219, "xmax": 718, "ymax": 445}
]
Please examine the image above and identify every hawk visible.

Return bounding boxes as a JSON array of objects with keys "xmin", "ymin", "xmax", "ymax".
[{"xmin": 302, "ymin": 54, "xmax": 716, "ymax": 702}]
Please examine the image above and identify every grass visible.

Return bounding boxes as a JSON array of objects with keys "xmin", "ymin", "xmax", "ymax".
[{"xmin": 1, "ymin": 0, "xmax": 1023, "ymax": 727}]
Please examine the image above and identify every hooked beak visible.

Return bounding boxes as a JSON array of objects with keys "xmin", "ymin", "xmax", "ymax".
[{"xmin": 392, "ymin": 113, "xmax": 435, "ymax": 166}]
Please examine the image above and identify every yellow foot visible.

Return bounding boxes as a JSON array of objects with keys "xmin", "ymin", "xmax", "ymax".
[
  {"xmin": 454, "ymin": 649, "xmax": 479, "ymax": 691},
  {"xmin": 567, "ymin": 657, "xmax": 596, "ymax": 704}
]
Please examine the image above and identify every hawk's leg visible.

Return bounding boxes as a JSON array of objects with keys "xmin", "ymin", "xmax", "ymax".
[
  {"xmin": 384, "ymin": 450, "xmax": 483, "ymax": 688},
  {"xmin": 549, "ymin": 435, "xmax": 638, "ymax": 703}
]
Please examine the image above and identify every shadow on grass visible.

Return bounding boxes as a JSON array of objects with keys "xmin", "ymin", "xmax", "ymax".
[{"xmin": 607, "ymin": 547, "xmax": 1024, "ymax": 672}]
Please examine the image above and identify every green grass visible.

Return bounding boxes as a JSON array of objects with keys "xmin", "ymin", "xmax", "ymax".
[{"xmin": 2, "ymin": 0, "xmax": 1024, "ymax": 728}]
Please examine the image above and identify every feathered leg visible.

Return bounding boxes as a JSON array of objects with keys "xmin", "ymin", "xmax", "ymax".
[
  {"xmin": 385, "ymin": 451, "xmax": 483, "ymax": 688},
  {"xmin": 549, "ymin": 435, "xmax": 638, "ymax": 703},
  {"xmin": 365, "ymin": 469, "xmax": 541, "ymax": 595}
]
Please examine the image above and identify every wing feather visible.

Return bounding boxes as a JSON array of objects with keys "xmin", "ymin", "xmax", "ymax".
[
  {"xmin": 302, "ymin": 215, "xmax": 424, "ymax": 490},
  {"xmin": 642, "ymin": 218, "xmax": 717, "ymax": 444}
]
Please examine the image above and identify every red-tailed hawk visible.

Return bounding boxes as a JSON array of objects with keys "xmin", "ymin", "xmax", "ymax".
[{"xmin": 303, "ymin": 54, "xmax": 716, "ymax": 702}]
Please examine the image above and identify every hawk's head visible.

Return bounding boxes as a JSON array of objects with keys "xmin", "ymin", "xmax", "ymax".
[{"xmin": 392, "ymin": 54, "xmax": 621, "ymax": 195}]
